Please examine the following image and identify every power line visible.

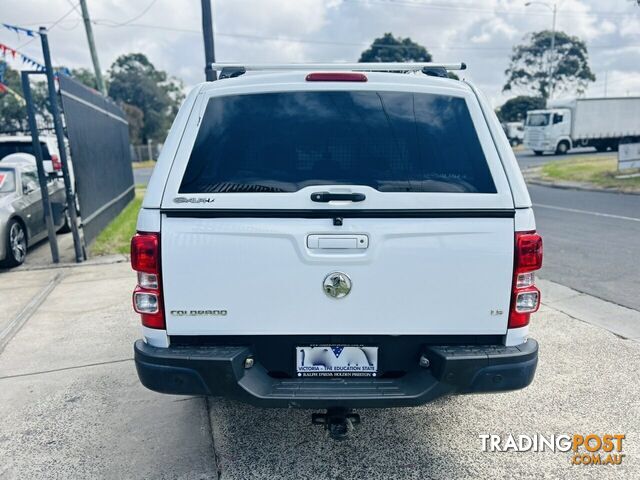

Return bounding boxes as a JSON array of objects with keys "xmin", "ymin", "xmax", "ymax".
[
  {"xmin": 89, "ymin": 21, "xmax": 637, "ymax": 52},
  {"xmin": 97, "ymin": 0, "xmax": 159, "ymax": 27},
  {"xmin": 12, "ymin": 2, "xmax": 80, "ymax": 51},
  {"xmin": 339, "ymin": 0, "xmax": 636, "ymax": 17}
]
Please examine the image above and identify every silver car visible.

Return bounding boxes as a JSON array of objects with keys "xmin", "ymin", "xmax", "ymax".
[{"xmin": 0, "ymin": 157, "xmax": 67, "ymax": 267}]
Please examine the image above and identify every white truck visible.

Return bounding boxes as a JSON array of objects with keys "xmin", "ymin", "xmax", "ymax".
[
  {"xmin": 131, "ymin": 63, "xmax": 543, "ymax": 438},
  {"xmin": 523, "ymin": 97, "xmax": 640, "ymax": 155}
]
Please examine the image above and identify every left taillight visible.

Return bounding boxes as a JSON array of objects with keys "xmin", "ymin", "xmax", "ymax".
[
  {"xmin": 509, "ymin": 231, "xmax": 543, "ymax": 329},
  {"xmin": 131, "ymin": 232, "xmax": 164, "ymax": 329}
]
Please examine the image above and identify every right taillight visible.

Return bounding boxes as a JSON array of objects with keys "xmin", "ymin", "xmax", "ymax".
[
  {"xmin": 131, "ymin": 232, "xmax": 164, "ymax": 329},
  {"xmin": 51, "ymin": 154, "xmax": 62, "ymax": 171},
  {"xmin": 509, "ymin": 231, "xmax": 543, "ymax": 329}
]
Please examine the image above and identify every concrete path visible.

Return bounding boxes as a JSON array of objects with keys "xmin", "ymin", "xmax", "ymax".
[{"xmin": 0, "ymin": 262, "xmax": 638, "ymax": 479}]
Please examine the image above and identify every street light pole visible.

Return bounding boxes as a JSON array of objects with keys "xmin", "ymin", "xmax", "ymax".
[{"xmin": 200, "ymin": 0, "xmax": 217, "ymax": 81}]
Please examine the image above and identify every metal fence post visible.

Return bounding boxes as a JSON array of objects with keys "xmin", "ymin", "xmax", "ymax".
[
  {"xmin": 20, "ymin": 71, "xmax": 59, "ymax": 263},
  {"xmin": 39, "ymin": 27, "xmax": 85, "ymax": 262}
]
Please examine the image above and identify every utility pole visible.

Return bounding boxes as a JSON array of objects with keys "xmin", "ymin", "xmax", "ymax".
[
  {"xmin": 79, "ymin": 0, "xmax": 107, "ymax": 95},
  {"xmin": 200, "ymin": 0, "xmax": 217, "ymax": 81}
]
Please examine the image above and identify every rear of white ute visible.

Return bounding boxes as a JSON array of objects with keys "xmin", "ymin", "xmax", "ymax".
[{"xmin": 132, "ymin": 65, "xmax": 541, "ymax": 426}]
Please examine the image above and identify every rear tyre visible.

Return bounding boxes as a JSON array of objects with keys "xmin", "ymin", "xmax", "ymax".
[
  {"xmin": 533, "ymin": 150, "xmax": 544, "ymax": 156},
  {"xmin": 555, "ymin": 141, "xmax": 570, "ymax": 155},
  {"xmin": 1, "ymin": 219, "xmax": 27, "ymax": 268}
]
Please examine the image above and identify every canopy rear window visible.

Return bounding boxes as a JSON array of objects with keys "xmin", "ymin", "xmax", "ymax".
[
  {"xmin": 180, "ymin": 91, "xmax": 496, "ymax": 194},
  {"xmin": 0, "ymin": 141, "xmax": 51, "ymax": 160}
]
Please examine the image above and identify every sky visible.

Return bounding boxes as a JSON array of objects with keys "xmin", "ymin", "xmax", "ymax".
[{"xmin": 0, "ymin": 0, "xmax": 638, "ymax": 107}]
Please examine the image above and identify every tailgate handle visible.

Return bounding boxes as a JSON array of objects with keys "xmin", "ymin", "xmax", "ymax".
[
  {"xmin": 311, "ymin": 192, "xmax": 366, "ymax": 203},
  {"xmin": 307, "ymin": 234, "xmax": 369, "ymax": 250}
]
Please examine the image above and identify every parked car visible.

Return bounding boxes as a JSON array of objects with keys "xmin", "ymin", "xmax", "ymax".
[
  {"xmin": 0, "ymin": 154, "xmax": 67, "ymax": 267},
  {"xmin": 502, "ymin": 121, "xmax": 524, "ymax": 146},
  {"xmin": 0, "ymin": 134, "xmax": 76, "ymax": 191},
  {"xmin": 131, "ymin": 63, "xmax": 543, "ymax": 438}
]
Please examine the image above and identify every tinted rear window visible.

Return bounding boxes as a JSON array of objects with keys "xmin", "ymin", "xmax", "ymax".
[
  {"xmin": 180, "ymin": 91, "xmax": 496, "ymax": 194},
  {"xmin": 0, "ymin": 141, "xmax": 51, "ymax": 160}
]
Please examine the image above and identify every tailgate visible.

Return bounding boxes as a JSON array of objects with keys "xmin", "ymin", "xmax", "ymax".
[
  {"xmin": 158, "ymin": 82, "xmax": 517, "ymax": 336},
  {"xmin": 162, "ymin": 215, "xmax": 514, "ymax": 335}
]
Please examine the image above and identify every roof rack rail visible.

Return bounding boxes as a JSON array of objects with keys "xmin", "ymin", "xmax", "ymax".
[{"xmin": 211, "ymin": 62, "xmax": 466, "ymax": 74}]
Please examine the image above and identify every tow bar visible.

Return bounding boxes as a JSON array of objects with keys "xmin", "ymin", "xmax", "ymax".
[{"xmin": 312, "ymin": 408, "xmax": 361, "ymax": 440}]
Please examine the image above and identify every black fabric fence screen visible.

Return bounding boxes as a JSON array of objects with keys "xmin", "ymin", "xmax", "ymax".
[{"xmin": 59, "ymin": 75, "xmax": 134, "ymax": 243}]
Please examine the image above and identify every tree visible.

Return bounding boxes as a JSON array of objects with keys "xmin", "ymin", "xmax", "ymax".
[
  {"xmin": 359, "ymin": 33, "xmax": 432, "ymax": 63},
  {"xmin": 121, "ymin": 103, "xmax": 144, "ymax": 144},
  {"xmin": 503, "ymin": 30, "xmax": 595, "ymax": 100},
  {"xmin": 0, "ymin": 61, "xmax": 51, "ymax": 133},
  {"xmin": 497, "ymin": 96, "xmax": 545, "ymax": 122},
  {"xmin": 71, "ymin": 67, "xmax": 101, "ymax": 91},
  {"xmin": 107, "ymin": 53, "xmax": 184, "ymax": 143}
]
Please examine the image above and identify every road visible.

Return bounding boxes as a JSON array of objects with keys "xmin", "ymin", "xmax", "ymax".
[
  {"xmin": 514, "ymin": 147, "xmax": 611, "ymax": 169},
  {"xmin": 512, "ymin": 149, "xmax": 640, "ymax": 312},
  {"xmin": 530, "ymin": 185, "xmax": 640, "ymax": 311},
  {"xmin": 1, "ymin": 262, "xmax": 638, "ymax": 479}
]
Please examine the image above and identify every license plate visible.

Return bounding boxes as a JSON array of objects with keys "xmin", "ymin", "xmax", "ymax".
[{"xmin": 296, "ymin": 346, "xmax": 378, "ymax": 377}]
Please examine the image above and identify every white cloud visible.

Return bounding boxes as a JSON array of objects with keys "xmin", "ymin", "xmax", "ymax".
[{"xmin": 0, "ymin": 0, "xmax": 637, "ymax": 106}]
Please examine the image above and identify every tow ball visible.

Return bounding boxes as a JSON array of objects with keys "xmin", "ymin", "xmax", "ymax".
[{"xmin": 312, "ymin": 408, "xmax": 361, "ymax": 440}]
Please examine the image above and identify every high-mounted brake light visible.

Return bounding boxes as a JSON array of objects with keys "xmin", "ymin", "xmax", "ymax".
[
  {"xmin": 131, "ymin": 232, "xmax": 164, "ymax": 329},
  {"xmin": 509, "ymin": 231, "xmax": 543, "ymax": 329},
  {"xmin": 305, "ymin": 72, "xmax": 368, "ymax": 82}
]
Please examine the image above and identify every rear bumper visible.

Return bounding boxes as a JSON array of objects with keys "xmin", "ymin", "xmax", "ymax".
[{"xmin": 134, "ymin": 338, "xmax": 538, "ymax": 408}]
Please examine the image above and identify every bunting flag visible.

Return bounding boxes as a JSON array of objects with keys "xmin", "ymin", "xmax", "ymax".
[
  {"xmin": 19, "ymin": 53, "xmax": 45, "ymax": 71},
  {"xmin": 2, "ymin": 23, "xmax": 37, "ymax": 37},
  {"xmin": 0, "ymin": 43, "xmax": 17, "ymax": 58},
  {"xmin": 0, "ymin": 42, "xmax": 45, "ymax": 71}
]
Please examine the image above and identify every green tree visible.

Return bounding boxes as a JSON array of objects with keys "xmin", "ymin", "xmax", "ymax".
[
  {"xmin": 504, "ymin": 30, "xmax": 595, "ymax": 100},
  {"xmin": 71, "ymin": 67, "xmax": 101, "ymax": 91},
  {"xmin": 359, "ymin": 33, "xmax": 432, "ymax": 63},
  {"xmin": 107, "ymin": 53, "xmax": 184, "ymax": 143},
  {"xmin": 0, "ymin": 62, "xmax": 51, "ymax": 133},
  {"xmin": 497, "ymin": 96, "xmax": 545, "ymax": 122}
]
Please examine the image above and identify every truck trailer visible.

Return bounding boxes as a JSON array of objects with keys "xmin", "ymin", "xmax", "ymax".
[{"xmin": 523, "ymin": 97, "xmax": 640, "ymax": 155}]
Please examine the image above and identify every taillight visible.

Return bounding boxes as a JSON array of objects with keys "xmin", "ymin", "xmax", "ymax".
[
  {"xmin": 131, "ymin": 232, "xmax": 164, "ymax": 329},
  {"xmin": 509, "ymin": 231, "xmax": 543, "ymax": 329},
  {"xmin": 51, "ymin": 154, "xmax": 62, "ymax": 171},
  {"xmin": 305, "ymin": 72, "xmax": 368, "ymax": 82}
]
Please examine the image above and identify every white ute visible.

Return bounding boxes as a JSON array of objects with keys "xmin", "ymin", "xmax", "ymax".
[{"xmin": 132, "ymin": 63, "xmax": 542, "ymax": 438}]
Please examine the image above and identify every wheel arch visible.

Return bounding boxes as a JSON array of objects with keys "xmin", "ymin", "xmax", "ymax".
[
  {"xmin": 556, "ymin": 136, "xmax": 572, "ymax": 150},
  {"xmin": 8, "ymin": 214, "xmax": 29, "ymax": 246}
]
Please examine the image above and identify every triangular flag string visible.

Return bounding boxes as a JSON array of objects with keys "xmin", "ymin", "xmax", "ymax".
[
  {"xmin": 2, "ymin": 23, "xmax": 37, "ymax": 37},
  {"xmin": 0, "ymin": 42, "xmax": 46, "ymax": 71}
]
